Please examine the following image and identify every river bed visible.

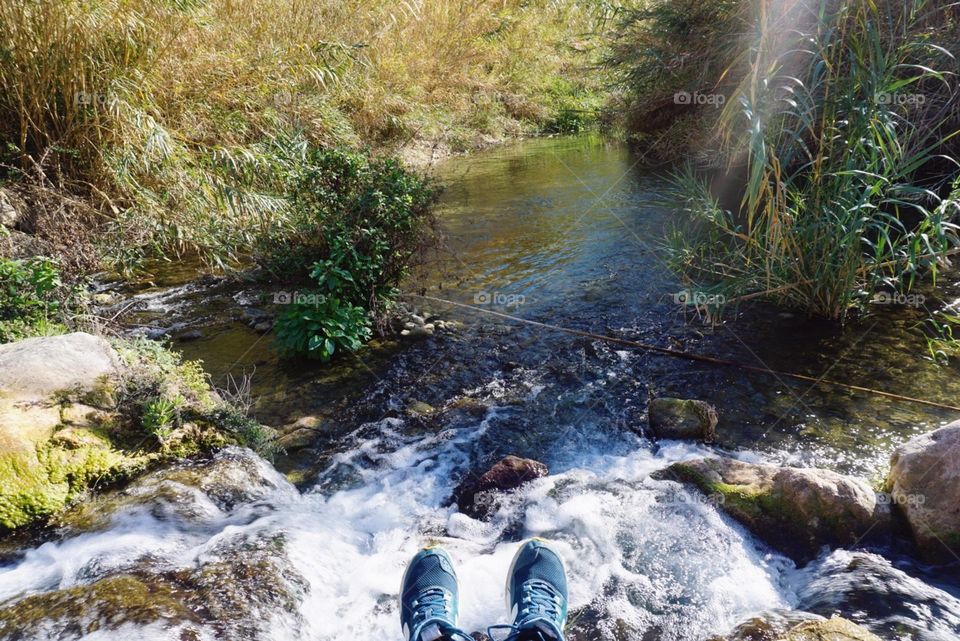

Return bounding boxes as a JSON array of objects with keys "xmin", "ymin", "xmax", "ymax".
[{"xmin": 2, "ymin": 135, "xmax": 960, "ymax": 640}]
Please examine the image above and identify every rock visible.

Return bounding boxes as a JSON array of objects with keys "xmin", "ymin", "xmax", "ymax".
[
  {"xmin": 92, "ymin": 292, "xmax": 117, "ymax": 306},
  {"xmin": 453, "ymin": 455, "xmax": 548, "ymax": 519},
  {"xmin": 406, "ymin": 400, "xmax": 436, "ymax": 416},
  {"xmin": 654, "ymin": 457, "xmax": 888, "ymax": 563},
  {"xmin": 714, "ymin": 614, "xmax": 881, "ymax": 641},
  {"xmin": 0, "ymin": 189, "xmax": 21, "ymax": 228},
  {"xmin": 0, "ymin": 527, "xmax": 308, "ymax": 639},
  {"xmin": 0, "ymin": 332, "xmax": 122, "ymax": 397},
  {"xmin": 401, "ymin": 325, "xmax": 434, "ymax": 338},
  {"xmin": 793, "ymin": 550, "xmax": 960, "ymax": 638},
  {"xmin": 253, "ymin": 320, "xmax": 273, "ymax": 333},
  {"xmin": 275, "ymin": 416, "xmax": 321, "ymax": 452},
  {"xmin": 886, "ymin": 422, "xmax": 960, "ymax": 563},
  {"xmin": 648, "ymin": 397, "xmax": 718, "ymax": 441},
  {"xmin": 58, "ymin": 447, "xmax": 294, "ymax": 532},
  {"xmin": 177, "ymin": 329, "xmax": 204, "ymax": 341},
  {"xmin": 783, "ymin": 617, "xmax": 882, "ymax": 641}
]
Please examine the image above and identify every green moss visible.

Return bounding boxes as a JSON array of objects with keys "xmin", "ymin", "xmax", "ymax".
[
  {"xmin": 0, "ymin": 575, "xmax": 195, "ymax": 636},
  {"xmin": 0, "ymin": 336, "xmax": 274, "ymax": 532},
  {"xmin": 0, "ymin": 430, "xmax": 132, "ymax": 530}
]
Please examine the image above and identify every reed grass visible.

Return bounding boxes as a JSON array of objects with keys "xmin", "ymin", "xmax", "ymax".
[
  {"xmin": 0, "ymin": 0, "xmax": 612, "ymax": 271},
  {"xmin": 638, "ymin": 0, "xmax": 960, "ymax": 320}
]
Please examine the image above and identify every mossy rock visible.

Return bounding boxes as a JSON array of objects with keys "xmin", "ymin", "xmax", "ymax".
[
  {"xmin": 0, "ymin": 575, "xmax": 196, "ymax": 638},
  {"xmin": 648, "ymin": 397, "xmax": 718, "ymax": 441},
  {"xmin": 0, "ymin": 427, "xmax": 133, "ymax": 530},
  {"xmin": 784, "ymin": 617, "xmax": 881, "ymax": 641},
  {"xmin": 653, "ymin": 457, "xmax": 889, "ymax": 563}
]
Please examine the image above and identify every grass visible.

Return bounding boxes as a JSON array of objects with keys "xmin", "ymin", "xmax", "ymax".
[
  {"xmin": 0, "ymin": 0, "xmax": 614, "ymax": 273},
  {"xmin": 612, "ymin": 0, "xmax": 960, "ymax": 321}
]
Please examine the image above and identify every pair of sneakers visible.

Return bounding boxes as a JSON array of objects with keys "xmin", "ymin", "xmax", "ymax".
[{"xmin": 400, "ymin": 539, "xmax": 568, "ymax": 641}]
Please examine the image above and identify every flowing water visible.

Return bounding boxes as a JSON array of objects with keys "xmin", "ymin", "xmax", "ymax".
[{"xmin": 3, "ymin": 135, "xmax": 960, "ymax": 641}]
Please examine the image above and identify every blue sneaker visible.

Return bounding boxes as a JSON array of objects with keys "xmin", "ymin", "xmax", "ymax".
[
  {"xmin": 400, "ymin": 547, "xmax": 471, "ymax": 641},
  {"xmin": 492, "ymin": 539, "xmax": 568, "ymax": 641}
]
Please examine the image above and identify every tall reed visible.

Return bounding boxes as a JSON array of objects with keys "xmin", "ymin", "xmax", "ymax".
[{"xmin": 664, "ymin": 0, "xmax": 960, "ymax": 320}]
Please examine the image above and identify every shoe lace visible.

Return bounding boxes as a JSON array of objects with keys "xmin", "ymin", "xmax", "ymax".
[
  {"xmin": 487, "ymin": 580, "xmax": 564, "ymax": 641},
  {"xmin": 411, "ymin": 588, "xmax": 472, "ymax": 641},
  {"xmin": 412, "ymin": 587, "xmax": 451, "ymax": 623}
]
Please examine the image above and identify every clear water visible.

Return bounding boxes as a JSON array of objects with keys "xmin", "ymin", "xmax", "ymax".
[{"xmin": 4, "ymin": 135, "xmax": 960, "ymax": 641}]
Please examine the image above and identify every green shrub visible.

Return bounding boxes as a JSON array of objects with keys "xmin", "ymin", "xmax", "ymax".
[
  {"xmin": 262, "ymin": 147, "xmax": 436, "ymax": 359},
  {"xmin": 0, "ymin": 257, "xmax": 75, "ymax": 342}
]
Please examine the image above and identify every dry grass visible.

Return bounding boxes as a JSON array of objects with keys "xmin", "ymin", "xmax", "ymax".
[{"xmin": 0, "ymin": 0, "xmax": 611, "ymax": 271}]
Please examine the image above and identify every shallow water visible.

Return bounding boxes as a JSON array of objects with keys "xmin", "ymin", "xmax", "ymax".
[{"xmin": 3, "ymin": 135, "xmax": 960, "ymax": 640}]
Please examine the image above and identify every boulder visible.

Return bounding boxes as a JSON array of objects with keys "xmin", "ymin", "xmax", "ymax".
[
  {"xmin": 886, "ymin": 422, "xmax": 960, "ymax": 563},
  {"xmin": 716, "ymin": 612, "xmax": 880, "ymax": 641},
  {"xmin": 0, "ymin": 332, "xmax": 121, "ymax": 397},
  {"xmin": 453, "ymin": 455, "xmax": 548, "ymax": 519},
  {"xmin": 648, "ymin": 397, "xmax": 718, "ymax": 441},
  {"xmin": 782, "ymin": 617, "xmax": 881, "ymax": 641},
  {"xmin": 654, "ymin": 457, "xmax": 888, "ymax": 562}
]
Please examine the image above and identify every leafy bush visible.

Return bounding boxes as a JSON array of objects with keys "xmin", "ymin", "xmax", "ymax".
[
  {"xmin": 264, "ymin": 147, "xmax": 436, "ymax": 359},
  {"xmin": 0, "ymin": 257, "xmax": 75, "ymax": 342}
]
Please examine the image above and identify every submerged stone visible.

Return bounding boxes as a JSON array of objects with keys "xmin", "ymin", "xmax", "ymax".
[
  {"xmin": 648, "ymin": 397, "xmax": 718, "ymax": 441},
  {"xmin": 452, "ymin": 455, "xmax": 548, "ymax": 519}
]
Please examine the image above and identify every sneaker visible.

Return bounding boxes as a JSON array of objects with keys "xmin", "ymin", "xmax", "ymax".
[
  {"xmin": 498, "ymin": 539, "xmax": 569, "ymax": 641},
  {"xmin": 400, "ymin": 546, "xmax": 471, "ymax": 641}
]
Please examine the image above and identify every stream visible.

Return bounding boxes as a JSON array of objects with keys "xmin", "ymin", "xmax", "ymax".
[{"xmin": 2, "ymin": 135, "xmax": 960, "ymax": 640}]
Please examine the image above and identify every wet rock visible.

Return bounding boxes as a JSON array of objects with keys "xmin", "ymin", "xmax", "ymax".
[
  {"xmin": 401, "ymin": 325, "xmax": 434, "ymax": 338},
  {"xmin": 793, "ymin": 550, "xmax": 960, "ymax": 639},
  {"xmin": 92, "ymin": 292, "xmax": 118, "ymax": 306},
  {"xmin": 654, "ymin": 457, "xmax": 889, "ymax": 563},
  {"xmin": 0, "ymin": 332, "xmax": 122, "ymax": 397},
  {"xmin": 177, "ymin": 329, "xmax": 204, "ymax": 341},
  {"xmin": 648, "ymin": 397, "xmax": 718, "ymax": 441},
  {"xmin": 713, "ymin": 614, "xmax": 881, "ymax": 641},
  {"xmin": 782, "ymin": 617, "xmax": 882, "ymax": 641},
  {"xmin": 58, "ymin": 447, "xmax": 292, "ymax": 532},
  {"xmin": 886, "ymin": 421, "xmax": 960, "ymax": 563},
  {"xmin": 446, "ymin": 396, "xmax": 490, "ymax": 418},
  {"xmin": 253, "ymin": 320, "xmax": 273, "ymax": 333},
  {"xmin": 275, "ymin": 416, "xmax": 321, "ymax": 452},
  {"xmin": 0, "ymin": 529, "xmax": 307, "ymax": 640},
  {"xmin": 406, "ymin": 400, "xmax": 436, "ymax": 416},
  {"xmin": 453, "ymin": 455, "xmax": 548, "ymax": 519}
]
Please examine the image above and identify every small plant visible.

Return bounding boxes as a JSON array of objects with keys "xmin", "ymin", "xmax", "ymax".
[
  {"xmin": 0, "ymin": 257, "xmax": 76, "ymax": 342},
  {"xmin": 141, "ymin": 395, "xmax": 184, "ymax": 443}
]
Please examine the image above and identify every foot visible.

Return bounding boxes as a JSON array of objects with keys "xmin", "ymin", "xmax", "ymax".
[
  {"xmin": 400, "ymin": 546, "xmax": 470, "ymax": 641},
  {"xmin": 503, "ymin": 539, "xmax": 568, "ymax": 641}
]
